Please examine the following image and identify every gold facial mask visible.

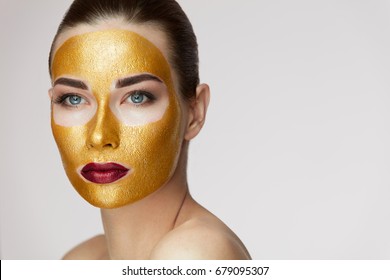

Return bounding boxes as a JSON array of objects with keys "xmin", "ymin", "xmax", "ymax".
[{"xmin": 51, "ymin": 30, "xmax": 181, "ymax": 208}]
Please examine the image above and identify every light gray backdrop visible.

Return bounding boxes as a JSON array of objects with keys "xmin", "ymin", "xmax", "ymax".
[{"xmin": 0, "ymin": 0, "xmax": 389, "ymax": 259}]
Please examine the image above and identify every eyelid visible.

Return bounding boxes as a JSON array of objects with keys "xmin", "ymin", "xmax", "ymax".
[
  {"xmin": 52, "ymin": 85, "xmax": 93, "ymax": 102},
  {"xmin": 115, "ymin": 79, "xmax": 165, "ymax": 94},
  {"xmin": 52, "ymin": 93, "xmax": 89, "ymax": 107},
  {"xmin": 121, "ymin": 90, "xmax": 156, "ymax": 104}
]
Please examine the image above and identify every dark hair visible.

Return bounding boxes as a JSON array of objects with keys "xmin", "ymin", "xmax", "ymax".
[{"xmin": 49, "ymin": 0, "xmax": 199, "ymax": 100}]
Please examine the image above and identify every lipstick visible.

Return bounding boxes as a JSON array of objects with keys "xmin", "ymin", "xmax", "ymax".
[{"xmin": 81, "ymin": 162, "xmax": 129, "ymax": 184}]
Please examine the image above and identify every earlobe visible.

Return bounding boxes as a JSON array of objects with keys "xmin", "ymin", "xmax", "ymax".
[{"xmin": 184, "ymin": 83, "xmax": 210, "ymax": 141}]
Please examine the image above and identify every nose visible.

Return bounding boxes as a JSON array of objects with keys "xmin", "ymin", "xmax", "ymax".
[{"xmin": 86, "ymin": 105, "xmax": 119, "ymax": 150}]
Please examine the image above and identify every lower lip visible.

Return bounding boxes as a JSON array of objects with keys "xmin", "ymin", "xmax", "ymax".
[{"xmin": 81, "ymin": 163, "xmax": 129, "ymax": 184}]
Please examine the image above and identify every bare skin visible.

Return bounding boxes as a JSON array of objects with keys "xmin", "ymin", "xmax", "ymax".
[
  {"xmin": 62, "ymin": 143, "xmax": 251, "ymax": 259},
  {"xmin": 63, "ymin": 190, "xmax": 251, "ymax": 259},
  {"xmin": 53, "ymin": 19, "xmax": 251, "ymax": 260}
]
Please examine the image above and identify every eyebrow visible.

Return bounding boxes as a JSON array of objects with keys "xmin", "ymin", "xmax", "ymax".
[
  {"xmin": 116, "ymin": 74, "xmax": 163, "ymax": 88},
  {"xmin": 53, "ymin": 77, "xmax": 88, "ymax": 90}
]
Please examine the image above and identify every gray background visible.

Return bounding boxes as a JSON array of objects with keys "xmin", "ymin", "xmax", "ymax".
[{"xmin": 0, "ymin": 0, "xmax": 389, "ymax": 259}]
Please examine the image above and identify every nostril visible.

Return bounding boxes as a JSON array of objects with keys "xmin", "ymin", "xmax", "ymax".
[
  {"xmin": 86, "ymin": 140, "xmax": 119, "ymax": 149},
  {"xmin": 103, "ymin": 141, "xmax": 119, "ymax": 149}
]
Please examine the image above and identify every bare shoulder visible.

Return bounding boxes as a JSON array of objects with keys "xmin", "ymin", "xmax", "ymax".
[
  {"xmin": 62, "ymin": 234, "xmax": 108, "ymax": 260},
  {"xmin": 150, "ymin": 208, "xmax": 251, "ymax": 260}
]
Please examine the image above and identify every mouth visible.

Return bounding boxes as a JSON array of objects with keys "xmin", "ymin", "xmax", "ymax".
[{"xmin": 80, "ymin": 162, "xmax": 129, "ymax": 184}]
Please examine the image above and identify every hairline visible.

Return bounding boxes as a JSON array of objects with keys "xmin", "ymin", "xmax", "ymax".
[{"xmin": 49, "ymin": 19, "xmax": 174, "ymax": 78}]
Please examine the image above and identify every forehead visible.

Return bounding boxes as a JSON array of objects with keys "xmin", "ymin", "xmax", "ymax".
[
  {"xmin": 51, "ymin": 21, "xmax": 173, "ymax": 82},
  {"xmin": 52, "ymin": 19, "xmax": 170, "ymax": 61},
  {"xmin": 52, "ymin": 29, "xmax": 171, "ymax": 86}
]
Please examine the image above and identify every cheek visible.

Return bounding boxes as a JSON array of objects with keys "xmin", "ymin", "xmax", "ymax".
[
  {"xmin": 51, "ymin": 122, "xmax": 88, "ymax": 165},
  {"xmin": 118, "ymin": 104, "xmax": 182, "ymax": 165}
]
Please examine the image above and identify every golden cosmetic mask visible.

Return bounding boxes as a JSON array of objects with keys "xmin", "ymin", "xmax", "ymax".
[{"xmin": 51, "ymin": 30, "xmax": 182, "ymax": 208}]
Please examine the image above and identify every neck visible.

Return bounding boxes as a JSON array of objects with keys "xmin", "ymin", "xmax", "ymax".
[{"xmin": 100, "ymin": 155, "xmax": 188, "ymax": 259}]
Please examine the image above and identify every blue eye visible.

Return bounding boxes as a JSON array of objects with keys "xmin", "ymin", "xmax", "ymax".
[
  {"xmin": 125, "ymin": 91, "xmax": 155, "ymax": 105},
  {"xmin": 67, "ymin": 95, "xmax": 83, "ymax": 105},
  {"xmin": 130, "ymin": 92, "xmax": 145, "ymax": 104},
  {"xmin": 53, "ymin": 94, "xmax": 86, "ymax": 107}
]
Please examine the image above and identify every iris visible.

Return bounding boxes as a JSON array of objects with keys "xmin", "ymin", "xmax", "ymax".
[
  {"xmin": 69, "ymin": 95, "xmax": 82, "ymax": 105},
  {"xmin": 130, "ymin": 93, "xmax": 144, "ymax": 104}
]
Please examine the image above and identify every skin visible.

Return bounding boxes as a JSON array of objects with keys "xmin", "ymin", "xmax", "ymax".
[
  {"xmin": 51, "ymin": 29, "xmax": 183, "ymax": 208},
  {"xmin": 50, "ymin": 18, "xmax": 251, "ymax": 260}
]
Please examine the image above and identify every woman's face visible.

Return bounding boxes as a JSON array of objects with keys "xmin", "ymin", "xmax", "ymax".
[{"xmin": 50, "ymin": 24, "xmax": 184, "ymax": 208}]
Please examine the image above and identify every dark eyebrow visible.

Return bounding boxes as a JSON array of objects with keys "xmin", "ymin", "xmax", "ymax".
[
  {"xmin": 116, "ymin": 74, "xmax": 163, "ymax": 88},
  {"xmin": 53, "ymin": 77, "xmax": 88, "ymax": 90}
]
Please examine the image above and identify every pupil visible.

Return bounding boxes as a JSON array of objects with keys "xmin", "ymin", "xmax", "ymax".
[
  {"xmin": 131, "ymin": 93, "xmax": 144, "ymax": 104},
  {"xmin": 69, "ymin": 96, "xmax": 81, "ymax": 105}
]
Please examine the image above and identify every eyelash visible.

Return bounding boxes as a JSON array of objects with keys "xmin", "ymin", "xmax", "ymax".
[
  {"xmin": 122, "ymin": 90, "xmax": 156, "ymax": 106},
  {"xmin": 53, "ymin": 93, "xmax": 85, "ymax": 108},
  {"xmin": 52, "ymin": 90, "xmax": 156, "ymax": 108}
]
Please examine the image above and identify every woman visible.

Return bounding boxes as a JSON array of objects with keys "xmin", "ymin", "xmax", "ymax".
[{"xmin": 49, "ymin": 0, "xmax": 251, "ymax": 260}]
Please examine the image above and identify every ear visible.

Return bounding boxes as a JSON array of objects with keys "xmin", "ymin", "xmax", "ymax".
[{"xmin": 184, "ymin": 83, "xmax": 210, "ymax": 141}]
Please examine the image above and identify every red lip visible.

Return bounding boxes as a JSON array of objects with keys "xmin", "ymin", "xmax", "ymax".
[{"xmin": 81, "ymin": 162, "xmax": 129, "ymax": 184}]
